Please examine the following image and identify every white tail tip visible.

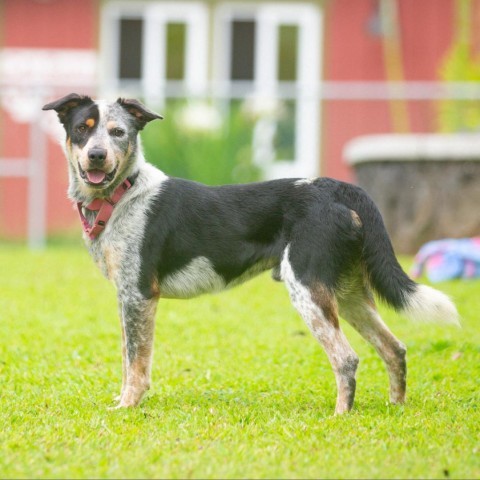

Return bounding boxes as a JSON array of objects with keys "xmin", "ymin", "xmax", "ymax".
[{"xmin": 402, "ymin": 284, "xmax": 460, "ymax": 326}]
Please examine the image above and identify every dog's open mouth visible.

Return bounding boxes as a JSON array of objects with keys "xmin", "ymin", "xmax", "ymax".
[{"xmin": 79, "ymin": 163, "xmax": 117, "ymax": 187}]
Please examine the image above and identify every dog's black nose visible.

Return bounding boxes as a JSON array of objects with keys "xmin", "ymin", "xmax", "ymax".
[{"xmin": 88, "ymin": 148, "xmax": 107, "ymax": 167}]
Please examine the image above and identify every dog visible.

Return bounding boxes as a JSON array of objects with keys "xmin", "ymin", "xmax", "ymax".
[{"xmin": 43, "ymin": 93, "xmax": 459, "ymax": 414}]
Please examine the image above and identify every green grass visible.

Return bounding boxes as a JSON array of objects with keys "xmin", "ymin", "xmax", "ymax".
[{"xmin": 0, "ymin": 245, "xmax": 478, "ymax": 479}]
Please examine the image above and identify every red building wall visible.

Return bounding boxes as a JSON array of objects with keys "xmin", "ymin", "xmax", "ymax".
[
  {"xmin": 322, "ymin": 0, "xmax": 455, "ymax": 181},
  {"xmin": 0, "ymin": 0, "xmax": 459, "ymax": 239},
  {"xmin": 3, "ymin": 0, "xmax": 97, "ymax": 48},
  {"xmin": 0, "ymin": 0, "xmax": 97, "ymax": 238}
]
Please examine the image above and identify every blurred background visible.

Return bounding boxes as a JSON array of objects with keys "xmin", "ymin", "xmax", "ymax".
[{"xmin": 1, "ymin": 0, "xmax": 479, "ymax": 252}]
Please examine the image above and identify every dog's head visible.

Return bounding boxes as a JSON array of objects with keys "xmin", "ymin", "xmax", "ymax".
[{"xmin": 43, "ymin": 93, "xmax": 162, "ymax": 198}]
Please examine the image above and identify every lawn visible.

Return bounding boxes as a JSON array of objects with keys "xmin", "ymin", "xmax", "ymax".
[{"xmin": 0, "ymin": 244, "xmax": 478, "ymax": 479}]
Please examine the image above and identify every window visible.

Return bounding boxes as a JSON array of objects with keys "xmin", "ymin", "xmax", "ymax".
[
  {"xmin": 118, "ymin": 18, "xmax": 143, "ymax": 80},
  {"xmin": 277, "ymin": 25, "xmax": 298, "ymax": 82},
  {"xmin": 101, "ymin": 2, "xmax": 208, "ymax": 103},
  {"xmin": 166, "ymin": 23, "xmax": 186, "ymax": 81},
  {"xmin": 214, "ymin": 3, "xmax": 322, "ymax": 178},
  {"xmin": 230, "ymin": 20, "xmax": 256, "ymax": 81}
]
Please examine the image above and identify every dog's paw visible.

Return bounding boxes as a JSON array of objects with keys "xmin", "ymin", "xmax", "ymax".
[
  {"xmin": 108, "ymin": 398, "xmax": 137, "ymax": 410},
  {"xmin": 112, "ymin": 385, "xmax": 145, "ymax": 408}
]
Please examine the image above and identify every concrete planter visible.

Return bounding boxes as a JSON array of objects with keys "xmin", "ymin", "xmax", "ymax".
[{"xmin": 344, "ymin": 134, "xmax": 480, "ymax": 254}]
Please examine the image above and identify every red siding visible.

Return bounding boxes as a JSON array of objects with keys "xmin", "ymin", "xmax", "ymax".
[
  {"xmin": 0, "ymin": 0, "xmax": 98, "ymax": 238},
  {"xmin": 322, "ymin": 0, "xmax": 455, "ymax": 181},
  {"xmin": 0, "ymin": 0, "xmax": 463, "ymax": 239},
  {"xmin": 325, "ymin": 0, "xmax": 385, "ymax": 81},
  {"xmin": 399, "ymin": 0, "xmax": 454, "ymax": 81},
  {"xmin": 323, "ymin": 0, "xmax": 388, "ymax": 180},
  {"xmin": 0, "ymin": 118, "xmax": 29, "ymax": 238},
  {"xmin": 3, "ymin": 0, "xmax": 97, "ymax": 49}
]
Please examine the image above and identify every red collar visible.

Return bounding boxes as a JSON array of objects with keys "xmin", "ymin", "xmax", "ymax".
[{"xmin": 77, "ymin": 179, "xmax": 132, "ymax": 239}]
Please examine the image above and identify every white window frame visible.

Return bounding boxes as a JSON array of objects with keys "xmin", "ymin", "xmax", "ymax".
[
  {"xmin": 214, "ymin": 2, "xmax": 323, "ymax": 179},
  {"xmin": 100, "ymin": 1, "xmax": 208, "ymax": 104}
]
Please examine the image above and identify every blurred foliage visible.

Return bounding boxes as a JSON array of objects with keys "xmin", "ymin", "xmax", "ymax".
[
  {"xmin": 437, "ymin": 0, "xmax": 480, "ymax": 132},
  {"xmin": 438, "ymin": 44, "xmax": 480, "ymax": 132},
  {"xmin": 141, "ymin": 100, "xmax": 262, "ymax": 185}
]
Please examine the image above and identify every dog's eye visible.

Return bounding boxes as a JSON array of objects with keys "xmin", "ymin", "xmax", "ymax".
[
  {"xmin": 111, "ymin": 128, "xmax": 125, "ymax": 138},
  {"xmin": 76, "ymin": 124, "xmax": 88, "ymax": 134}
]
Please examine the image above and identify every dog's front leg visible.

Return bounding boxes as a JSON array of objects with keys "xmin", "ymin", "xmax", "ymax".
[{"xmin": 116, "ymin": 293, "xmax": 159, "ymax": 407}]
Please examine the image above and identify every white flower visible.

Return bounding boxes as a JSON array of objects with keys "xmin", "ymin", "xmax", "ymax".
[
  {"xmin": 176, "ymin": 101, "xmax": 222, "ymax": 134},
  {"xmin": 241, "ymin": 95, "xmax": 285, "ymax": 121}
]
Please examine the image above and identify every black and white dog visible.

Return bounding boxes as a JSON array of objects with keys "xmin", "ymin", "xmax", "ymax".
[{"xmin": 43, "ymin": 94, "xmax": 458, "ymax": 414}]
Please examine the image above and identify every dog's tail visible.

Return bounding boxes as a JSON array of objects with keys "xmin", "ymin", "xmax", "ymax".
[{"xmin": 336, "ymin": 182, "xmax": 459, "ymax": 326}]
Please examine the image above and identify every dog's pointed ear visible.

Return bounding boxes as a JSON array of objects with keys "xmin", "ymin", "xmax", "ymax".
[
  {"xmin": 42, "ymin": 93, "xmax": 94, "ymax": 125},
  {"xmin": 117, "ymin": 98, "xmax": 163, "ymax": 130}
]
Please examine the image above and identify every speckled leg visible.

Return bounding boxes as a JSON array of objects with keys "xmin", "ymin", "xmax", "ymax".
[
  {"xmin": 339, "ymin": 289, "xmax": 407, "ymax": 405},
  {"xmin": 282, "ymin": 253, "xmax": 359, "ymax": 414},
  {"xmin": 116, "ymin": 294, "xmax": 158, "ymax": 407}
]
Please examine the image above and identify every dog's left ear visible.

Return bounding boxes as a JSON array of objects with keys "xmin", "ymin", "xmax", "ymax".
[{"xmin": 117, "ymin": 98, "xmax": 163, "ymax": 130}]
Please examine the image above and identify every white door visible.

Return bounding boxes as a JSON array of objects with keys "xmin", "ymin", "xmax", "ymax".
[{"xmin": 214, "ymin": 2, "xmax": 323, "ymax": 178}]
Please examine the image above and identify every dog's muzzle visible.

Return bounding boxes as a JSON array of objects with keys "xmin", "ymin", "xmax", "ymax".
[{"xmin": 79, "ymin": 148, "xmax": 117, "ymax": 187}]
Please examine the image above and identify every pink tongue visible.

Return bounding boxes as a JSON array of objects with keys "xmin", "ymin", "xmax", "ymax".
[{"xmin": 86, "ymin": 170, "xmax": 107, "ymax": 184}]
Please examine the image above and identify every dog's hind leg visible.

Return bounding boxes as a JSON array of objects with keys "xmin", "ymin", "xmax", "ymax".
[
  {"xmin": 339, "ymin": 285, "xmax": 407, "ymax": 405},
  {"xmin": 282, "ymin": 252, "xmax": 359, "ymax": 414},
  {"xmin": 116, "ymin": 293, "xmax": 159, "ymax": 407}
]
